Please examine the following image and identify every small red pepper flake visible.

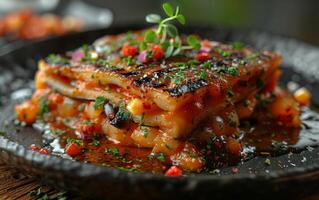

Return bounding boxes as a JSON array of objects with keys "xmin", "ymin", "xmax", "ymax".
[
  {"xmin": 196, "ymin": 52, "xmax": 211, "ymax": 61},
  {"xmin": 30, "ymin": 144, "xmax": 49, "ymax": 155},
  {"xmin": 39, "ymin": 148, "xmax": 49, "ymax": 154},
  {"xmin": 121, "ymin": 44, "xmax": 138, "ymax": 57},
  {"xmin": 65, "ymin": 142, "xmax": 82, "ymax": 157},
  {"xmin": 165, "ymin": 166, "xmax": 183, "ymax": 177}
]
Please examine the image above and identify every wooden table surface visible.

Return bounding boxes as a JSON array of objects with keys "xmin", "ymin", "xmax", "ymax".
[
  {"xmin": 1, "ymin": 161, "xmax": 319, "ymax": 200},
  {"xmin": 0, "ymin": 162, "xmax": 81, "ymax": 200}
]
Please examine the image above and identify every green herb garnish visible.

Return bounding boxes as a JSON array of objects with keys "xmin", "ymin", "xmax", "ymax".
[
  {"xmin": 49, "ymin": 129, "xmax": 66, "ymax": 136},
  {"xmin": 145, "ymin": 2, "xmax": 200, "ymax": 58},
  {"xmin": 46, "ymin": 54, "xmax": 69, "ymax": 65},
  {"xmin": 66, "ymin": 138, "xmax": 83, "ymax": 146},
  {"xmin": 105, "ymin": 147, "xmax": 120, "ymax": 157},
  {"xmin": 94, "ymin": 96, "xmax": 107, "ymax": 110},
  {"xmin": 39, "ymin": 98, "xmax": 50, "ymax": 116}
]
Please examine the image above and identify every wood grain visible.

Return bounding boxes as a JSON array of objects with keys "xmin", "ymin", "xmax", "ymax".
[{"xmin": 0, "ymin": 162, "xmax": 81, "ymax": 200}]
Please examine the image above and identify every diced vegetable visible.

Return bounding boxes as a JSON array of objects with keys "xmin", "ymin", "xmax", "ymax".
[
  {"xmin": 268, "ymin": 90, "xmax": 301, "ymax": 127},
  {"xmin": 196, "ymin": 52, "xmax": 210, "ymax": 61},
  {"xmin": 226, "ymin": 138, "xmax": 242, "ymax": 156},
  {"xmin": 165, "ymin": 166, "xmax": 182, "ymax": 177},
  {"xmin": 30, "ymin": 144, "xmax": 49, "ymax": 155},
  {"xmin": 65, "ymin": 142, "xmax": 82, "ymax": 157},
  {"xmin": 294, "ymin": 87, "xmax": 311, "ymax": 106},
  {"xmin": 15, "ymin": 100, "xmax": 39, "ymax": 124},
  {"xmin": 151, "ymin": 45, "xmax": 164, "ymax": 60},
  {"xmin": 121, "ymin": 43, "xmax": 137, "ymax": 57}
]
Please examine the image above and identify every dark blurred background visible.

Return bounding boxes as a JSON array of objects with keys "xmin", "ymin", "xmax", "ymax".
[
  {"xmin": 87, "ymin": 0, "xmax": 319, "ymax": 45},
  {"xmin": 0, "ymin": 0, "xmax": 318, "ymax": 45}
]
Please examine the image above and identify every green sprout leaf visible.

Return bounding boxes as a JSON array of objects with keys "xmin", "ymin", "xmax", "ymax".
[
  {"xmin": 187, "ymin": 35, "xmax": 201, "ymax": 50},
  {"xmin": 165, "ymin": 45, "xmax": 174, "ymax": 58},
  {"xmin": 231, "ymin": 41, "xmax": 245, "ymax": 50},
  {"xmin": 177, "ymin": 14, "xmax": 186, "ymax": 25},
  {"xmin": 144, "ymin": 30, "xmax": 157, "ymax": 43},
  {"xmin": 145, "ymin": 14, "xmax": 161, "ymax": 23},
  {"xmin": 166, "ymin": 24, "xmax": 178, "ymax": 37},
  {"xmin": 139, "ymin": 42, "xmax": 147, "ymax": 51},
  {"xmin": 162, "ymin": 2, "xmax": 174, "ymax": 17}
]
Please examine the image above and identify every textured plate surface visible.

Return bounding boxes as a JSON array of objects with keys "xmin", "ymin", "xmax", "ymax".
[{"xmin": 1, "ymin": 26, "xmax": 319, "ymax": 200}]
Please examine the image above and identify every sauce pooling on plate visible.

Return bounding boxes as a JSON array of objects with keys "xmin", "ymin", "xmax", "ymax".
[{"xmin": 14, "ymin": 2, "xmax": 315, "ymax": 175}]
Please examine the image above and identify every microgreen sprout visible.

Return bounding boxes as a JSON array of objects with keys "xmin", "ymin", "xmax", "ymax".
[{"xmin": 145, "ymin": 2, "xmax": 201, "ymax": 58}]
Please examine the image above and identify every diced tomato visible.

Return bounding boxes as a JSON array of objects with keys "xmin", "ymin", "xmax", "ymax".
[
  {"xmin": 165, "ymin": 166, "xmax": 183, "ymax": 177},
  {"xmin": 30, "ymin": 144, "xmax": 40, "ymax": 151},
  {"xmin": 39, "ymin": 148, "xmax": 49, "ymax": 154},
  {"xmin": 121, "ymin": 43, "xmax": 137, "ymax": 57},
  {"xmin": 196, "ymin": 52, "xmax": 211, "ymax": 61},
  {"xmin": 151, "ymin": 45, "xmax": 164, "ymax": 60},
  {"xmin": 30, "ymin": 144, "xmax": 49, "ymax": 155},
  {"xmin": 65, "ymin": 143, "xmax": 82, "ymax": 157}
]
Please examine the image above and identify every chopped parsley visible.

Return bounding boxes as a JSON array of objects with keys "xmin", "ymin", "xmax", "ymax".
[
  {"xmin": 147, "ymin": 153, "xmax": 166, "ymax": 162},
  {"xmin": 46, "ymin": 54, "xmax": 69, "ymax": 65},
  {"xmin": 94, "ymin": 96, "xmax": 107, "ymax": 110},
  {"xmin": 49, "ymin": 129, "xmax": 66, "ymax": 136},
  {"xmin": 124, "ymin": 56, "xmax": 133, "ymax": 65},
  {"xmin": 117, "ymin": 164, "xmax": 140, "ymax": 172},
  {"xmin": 96, "ymin": 59, "xmax": 110, "ymax": 66},
  {"xmin": 217, "ymin": 65, "xmax": 239, "ymax": 76},
  {"xmin": 202, "ymin": 61, "xmax": 212, "ymax": 69},
  {"xmin": 90, "ymin": 138, "xmax": 100, "ymax": 146},
  {"xmin": 105, "ymin": 147, "xmax": 120, "ymax": 157},
  {"xmin": 216, "ymin": 48, "xmax": 231, "ymax": 57},
  {"xmin": 39, "ymin": 98, "xmax": 50, "ymax": 116},
  {"xmin": 245, "ymin": 53, "xmax": 260, "ymax": 61},
  {"xmin": 66, "ymin": 138, "xmax": 83, "ymax": 146}
]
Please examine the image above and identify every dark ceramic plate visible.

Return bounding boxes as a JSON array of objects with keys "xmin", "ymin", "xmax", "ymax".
[{"xmin": 1, "ymin": 26, "xmax": 319, "ymax": 200}]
